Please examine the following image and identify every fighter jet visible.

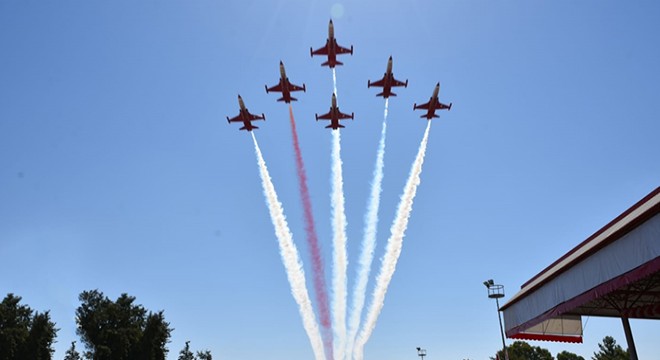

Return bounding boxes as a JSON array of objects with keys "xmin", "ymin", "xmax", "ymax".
[
  {"xmin": 265, "ymin": 61, "xmax": 306, "ymax": 103},
  {"xmin": 413, "ymin": 83, "xmax": 452, "ymax": 120},
  {"xmin": 226, "ymin": 95, "xmax": 265, "ymax": 131},
  {"xmin": 315, "ymin": 93, "xmax": 354, "ymax": 129},
  {"xmin": 310, "ymin": 20, "xmax": 353, "ymax": 68},
  {"xmin": 367, "ymin": 56, "xmax": 408, "ymax": 98}
]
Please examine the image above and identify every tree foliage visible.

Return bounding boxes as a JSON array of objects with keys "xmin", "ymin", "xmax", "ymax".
[
  {"xmin": 64, "ymin": 341, "xmax": 83, "ymax": 360},
  {"xmin": 196, "ymin": 350, "xmax": 212, "ymax": 360},
  {"xmin": 75, "ymin": 289, "xmax": 172, "ymax": 360},
  {"xmin": 178, "ymin": 341, "xmax": 195, "ymax": 360},
  {"xmin": 494, "ymin": 341, "xmax": 553, "ymax": 360},
  {"xmin": 178, "ymin": 340, "xmax": 213, "ymax": 360},
  {"xmin": 557, "ymin": 350, "xmax": 585, "ymax": 360},
  {"xmin": 0, "ymin": 293, "xmax": 58, "ymax": 360},
  {"xmin": 592, "ymin": 336, "xmax": 628, "ymax": 360}
]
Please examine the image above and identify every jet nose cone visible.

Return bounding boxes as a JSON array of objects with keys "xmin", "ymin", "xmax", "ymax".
[
  {"xmin": 280, "ymin": 60, "xmax": 283, "ymax": 65},
  {"xmin": 389, "ymin": 55, "xmax": 393, "ymax": 60},
  {"xmin": 436, "ymin": 82, "xmax": 440, "ymax": 86},
  {"xmin": 329, "ymin": 19, "xmax": 333, "ymax": 24},
  {"xmin": 238, "ymin": 94, "xmax": 242, "ymax": 99}
]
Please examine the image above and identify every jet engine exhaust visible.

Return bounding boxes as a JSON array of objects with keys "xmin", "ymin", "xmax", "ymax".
[
  {"xmin": 346, "ymin": 98, "xmax": 389, "ymax": 359},
  {"xmin": 289, "ymin": 104, "xmax": 334, "ymax": 359},
  {"xmin": 353, "ymin": 121, "xmax": 432, "ymax": 360},
  {"xmin": 251, "ymin": 132, "xmax": 326, "ymax": 360},
  {"xmin": 332, "ymin": 68, "xmax": 338, "ymax": 98},
  {"xmin": 331, "ymin": 129, "xmax": 349, "ymax": 360}
]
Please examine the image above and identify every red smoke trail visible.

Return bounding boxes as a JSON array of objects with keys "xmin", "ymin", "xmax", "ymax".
[{"xmin": 289, "ymin": 104, "xmax": 334, "ymax": 359}]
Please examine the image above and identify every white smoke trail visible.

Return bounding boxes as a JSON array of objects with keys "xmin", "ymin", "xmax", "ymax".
[
  {"xmin": 251, "ymin": 132, "xmax": 326, "ymax": 360},
  {"xmin": 353, "ymin": 121, "xmax": 432, "ymax": 360},
  {"xmin": 331, "ymin": 129, "xmax": 348, "ymax": 360},
  {"xmin": 332, "ymin": 68, "xmax": 338, "ymax": 97},
  {"xmin": 346, "ymin": 99, "xmax": 389, "ymax": 358}
]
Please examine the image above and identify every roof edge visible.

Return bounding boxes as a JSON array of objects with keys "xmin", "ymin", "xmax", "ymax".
[{"xmin": 501, "ymin": 187, "xmax": 660, "ymax": 311}]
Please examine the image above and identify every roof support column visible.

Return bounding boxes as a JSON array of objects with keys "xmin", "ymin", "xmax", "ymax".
[{"xmin": 621, "ymin": 317, "xmax": 638, "ymax": 360}]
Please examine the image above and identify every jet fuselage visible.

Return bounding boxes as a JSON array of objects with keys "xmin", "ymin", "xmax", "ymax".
[
  {"xmin": 310, "ymin": 19, "xmax": 353, "ymax": 68},
  {"xmin": 413, "ymin": 83, "xmax": 452, "ymax": 120},
  {"xmin": 227, "ymin": 95, "xmax": 265, "ymax": 131},
  {"xmin": 367, "ymin": 56, "xmax": 407, "ymax": 98}
]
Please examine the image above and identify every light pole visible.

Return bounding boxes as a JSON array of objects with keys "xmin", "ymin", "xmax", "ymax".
[
  {"xmin": 416, "ymin": 347, "xmax": 427, "ymax": 360},
  {"xmin": 483, "ymin": 279, "xmax": 509, "ymax": 360}
]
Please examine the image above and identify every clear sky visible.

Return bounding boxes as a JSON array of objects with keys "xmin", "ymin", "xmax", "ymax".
[{"xmin": 1, "ymin": 0, "xmax": 659, "ymax": 359}]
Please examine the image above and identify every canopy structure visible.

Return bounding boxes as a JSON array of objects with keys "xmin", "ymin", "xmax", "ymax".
[{"xmin": 500, "ymin": 187, "xmax": 660, "ymax": 359}]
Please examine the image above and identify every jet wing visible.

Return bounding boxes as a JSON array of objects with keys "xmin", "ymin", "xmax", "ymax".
[
  {"xmin": 227, "ymin": 114, "xmax": 243, "ymax": 123},
  {"xmin": 337, "ymin": 111, "xmax": 353, "ymax": 120},
  {"xmin": 435, "ymin": 102, "xmax": 451, "ymax": 110},
  {"xmin": 369, "ymin": 77, "xmax": 386, "ymax": 88},
  {"xmin": 289, "ymin": 82, "xmax": 305, "ymax": 92},
  {"xmin": 247, "ymin": 112, "xmax": 265, "ymax": 121},
  {"xmin": 414, "ymin": 100, "xmax": 431, "ymax": 110},
  {"xmin": 266, "ymin": 83, "xmax": 283, "ymax": 93},
  {"xmin": 316, "ymin": 111, "xmax": 332, "ymax": 120},
  {"xmin": 311, "ymin": 41, "xmax": 330, "ymax": 56},
  {"xmin": 391, "ymin": 78, "xmax": 407, "ymax": 87},
  {"xmin": 335, "ymin": 42, "xmax": 353, "ymax": 55}
]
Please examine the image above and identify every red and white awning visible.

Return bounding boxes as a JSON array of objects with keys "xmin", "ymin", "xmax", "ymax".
[{"xmin": 500, "ymin": 187, "xmax": 660, "ymax": 343}]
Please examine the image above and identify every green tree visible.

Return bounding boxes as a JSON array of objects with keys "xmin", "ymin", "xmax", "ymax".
[
  {"xmin": 178, "ymin": 341, "xmax": 213, "ymax": 360},
  {"xmin": 75, "ymin": 290, "xmax": 172, "ymax": 360},
  {"xmin": 196, "ymin": 350, "xmax": 212, "ymax": 360},
  {"xmin": 0, "ymin": 293, "xmax": 58, "ymax": 360},
  {"xmin": 64, "ymin": 341, "xmax": 83, "ymax": 360},
  {"xmin": 494, "ymin": 341, "xmax": 554, "ymax": 360},
  {"xmin": 592, "ymin": 336, "xmax": 628, "ymax": 360},
  {"xmin": 178, "ymin": 341, "xmax": 195, "ymax": 360},
  {"xmin": 140, "ymin": 311, "xmax": 172, "ymax": 360},
  {"xmin": 23, "ymin": 311, "xmax": 58, "ymax": 359},
  {"xmin": 557, "ymin": 350, "xmax": 585, "ymax": 360}
]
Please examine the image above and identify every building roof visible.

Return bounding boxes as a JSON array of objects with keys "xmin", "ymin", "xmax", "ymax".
[{"xmin": 500, "ymin": 187, "xmax": 660, "ymax": 342}]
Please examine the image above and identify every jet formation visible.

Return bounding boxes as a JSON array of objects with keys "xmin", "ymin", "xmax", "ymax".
[{"xmin": 227, "ymin": 20, "xmax": 451, "ymax": 131}]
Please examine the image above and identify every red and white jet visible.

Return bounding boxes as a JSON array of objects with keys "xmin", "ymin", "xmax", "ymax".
[
  {"xmin": 265, "ymin": 61, "xmax": 306, "ymax": 103},
  {"xmin": 226, "ymin": 95, "xmax": 265, "ymax": 131},
  {"xmin": 413, "ymin": 83, "xmax": 452, "ymax": 120},
  {"xmin": 315, "ymin": 93, "xmax": 354, "ymax": 130},
  {"xmin": 368, "ymin": 56, "xmax": 408, "ymax": 98},
  {"xmin": 310, "ymin": 20, "xmax": 353, "ymax": 68}
]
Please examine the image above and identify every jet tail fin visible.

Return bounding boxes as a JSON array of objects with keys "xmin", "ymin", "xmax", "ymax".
[
  {"xmin": 322, "ymin": 60, "xmax": 343, "ymax": 67},
  {"xmin": 240, "ymin": 125, "xmax": 258, "ymax": 131},
  {"xmin": 326, "ymin": 124, "xmax": 345, "ymax": 129}
]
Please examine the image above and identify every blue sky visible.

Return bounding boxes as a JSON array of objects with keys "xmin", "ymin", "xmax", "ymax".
[{"xmin": 1, "ymin": 0, "xmax": 659, "ymax": 359}]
